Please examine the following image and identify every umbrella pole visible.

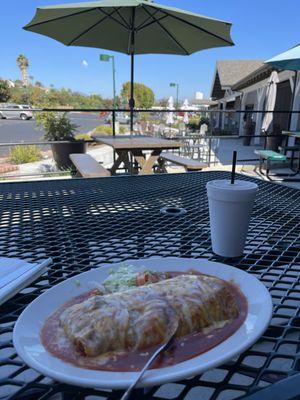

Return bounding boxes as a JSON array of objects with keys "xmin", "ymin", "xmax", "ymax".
[
  {"xmin": 129, "ymin": 51, "xmax": 135, "ymax": 134},
  {"xmin": 129, "ymin": 7, "xmax": 136, "ymax": 136},
  {"xmin": 288, "ymin": 70, "xmax": 298, "ymax": 130}
]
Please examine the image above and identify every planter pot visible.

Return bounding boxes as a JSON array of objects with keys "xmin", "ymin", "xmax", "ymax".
[{"xmin": 51, "ymin": 141, "xmax": 87, "ymax": 170}]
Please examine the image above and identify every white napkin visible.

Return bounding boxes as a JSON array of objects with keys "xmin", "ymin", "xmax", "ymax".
[{"xmin": 0, "ymin": 257, "xmax": 52, "ymax": 306}]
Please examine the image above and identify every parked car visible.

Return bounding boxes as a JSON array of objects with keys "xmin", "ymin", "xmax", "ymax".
[
  {"xmin": 0, "ymin": 104, "xmax": 34, "ymax": 120},
  {"xmin": 105, "ymin": 112, "xmax": 137, "ymax": 125}
]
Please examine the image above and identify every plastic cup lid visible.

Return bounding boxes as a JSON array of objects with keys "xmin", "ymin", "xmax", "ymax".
[
  {"xmin": 206, "ymin": 180, "xmax": 258, "ymax": 202},
  {"xmin": 207, "ymin": 180, "xmax": 258, "ymax": 191}
]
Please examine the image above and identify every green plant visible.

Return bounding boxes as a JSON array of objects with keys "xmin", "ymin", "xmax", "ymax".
[
  {"xmin": 36, "ymin": 112, "xmax": 78, "ymax": 141},
  {"xmin": 94, "ymin": 125, "xmax": 113, "ymax": 135},
  {"xmin": 199, "ymin": 116, "xmax": 210, "ymax": 126},
  {"xmin": 75, "ymin": 133, "xmax": 90, "ymax": 141},
  {"xmin": 75, "ymin": 133, "xmax": 100, "ymax": 147},
  {"xmin": 93, "ymin": 125, "xmax": 126, "ymax": 135},
  {"xmin": 138, "ymin": 112, "xmax": 149, "ymax": 121},
  {"xmin": 189, "ymin": 117, "xmax": 200, "ymax": 125},
  {"xmin": 0, "ymin": 80, "xmax": 11, "ymax": 102},
  {"xmin": 152, "ymin": 119, "xmax": 164, "ymax": 125},
  {"xmin": 10, "ymin": 145, "xmax": 42, "ymax": 164},
  {"xmin": 187, "ymin": 123, "xmax": 199, "ymax": 132}
]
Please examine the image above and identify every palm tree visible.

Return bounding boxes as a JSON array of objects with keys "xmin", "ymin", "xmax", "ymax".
[{"xmin": 16, "ymin": 54, "xmax": 29, "ymax": 87}]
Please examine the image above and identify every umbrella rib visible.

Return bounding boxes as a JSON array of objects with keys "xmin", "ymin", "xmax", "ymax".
[
  {"xmin": 24, "ymin": 8, "xmax": 98, "ymax": 29},
  {"xmin": 157, "ymin": 9, "xmax": 234, "ymax": 46},
  {"xmin": 142, "ymin": 6, "xmax": 189, "ymax": 55},
  {"xmin": 113, "ymin": 8, "xmax": 131, "ymax": 29},
  {"xmin": 100, "ymin": 7, "xmax": 130, "ymax": 30},
  {"xmin": 67, "ymin": 7, "xmax": 128, "ymax": 46},
  {"xmin": 127, "ymin": 7, "xmax": 136, "ymax": 55},
  {"xmin": 137, "ymin": 15, "xmax": 168, "ymax": 31},
  {"xmin": 135, "ymin": 9, "xmax": 161, "ymax": 30}
]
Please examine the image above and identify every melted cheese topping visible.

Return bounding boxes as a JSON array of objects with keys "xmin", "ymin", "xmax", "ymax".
[{"xmin": 60, "ymin": 274, "xmax": 239, "ymax": 357}]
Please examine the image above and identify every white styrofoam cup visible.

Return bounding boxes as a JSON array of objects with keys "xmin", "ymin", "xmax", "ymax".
[{"xmin": 206, "ymin": 180, "xmax": 258, "ymax": 258}]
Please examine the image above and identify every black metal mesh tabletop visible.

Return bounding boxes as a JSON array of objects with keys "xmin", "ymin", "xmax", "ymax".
[{"xmin": 1, "ymin": 171, "xmax": 300, "ymax": 400}]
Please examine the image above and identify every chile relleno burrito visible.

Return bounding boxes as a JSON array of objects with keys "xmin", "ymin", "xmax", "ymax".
[{"xmin": 60, "ymin": 274, "xmax": 239, "ymax": 357}]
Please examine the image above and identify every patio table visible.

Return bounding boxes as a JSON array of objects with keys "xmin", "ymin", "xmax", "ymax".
[
  {"xmin": 92, "ymin": 135, "xmax": 182, "ymax": 175},
  {"xmin": 1, "ymin": 171, "xmax": 300, "ymax": 400}
]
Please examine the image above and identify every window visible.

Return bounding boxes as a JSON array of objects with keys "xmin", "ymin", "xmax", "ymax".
[{"xmin": 6, "ymin": 105, "xmax": 19, "ymax": 109}]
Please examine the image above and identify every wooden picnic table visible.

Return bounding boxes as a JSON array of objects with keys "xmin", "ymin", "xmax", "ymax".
[{"xmin": 92, "ymin": 135, "xmax": 182, "ymax": 175}]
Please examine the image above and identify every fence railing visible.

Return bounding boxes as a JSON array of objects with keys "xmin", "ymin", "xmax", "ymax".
[{"xmin": 0, "ymin": 107, "xmax": 299, "ymax": 181}]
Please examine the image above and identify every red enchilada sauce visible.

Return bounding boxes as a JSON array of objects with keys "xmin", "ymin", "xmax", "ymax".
[{"xmin": 41, "ymin": 271, "xmax": 248, "ymax": 371}]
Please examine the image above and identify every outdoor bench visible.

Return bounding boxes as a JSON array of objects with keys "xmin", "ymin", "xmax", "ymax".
[
  {"xmin": 70, "ymin": 153, "xmax": 111, "ymax": 178},
  {"xmin": 255, "ymin": 149, "xmax": 287, "ymax": 179},
  {"xmin": 158, "ymin": 152, "xmax": 208, "ymax": 172},
  {"xmin": 278, "ymin": 145, "xmax": 300, "ymax": 170}
]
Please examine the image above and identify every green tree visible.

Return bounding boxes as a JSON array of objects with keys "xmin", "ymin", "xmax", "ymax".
[
  {"xmin": 0, "ymin": 80, "xmax": 11, "ymax": 102},
  {"xmin": 6, "ymin": 79, "xmax": 109, "ymax": 109},
  {"xmin": 121, "ymin": 82, "xmax": 155, "ymax": 109},
  {"xmin": 10, "ymin": 86, "xmax": 29, "ymax": 104},
  {"xmin": 16, "ymin": 54, "xmax": 29, "ymax": 87},
  {"xmin": 102, "ymin": 97, "xmax": 114, "ymax": 109},
  {"xmin": 30, "ymin": 86, "xmax": 47, "ymax": 105},
  {"xmin": 156, "ymin": 98, "xmax": 168, "ymax": 108},
  {"xmin": 14, "ymin": 79, "xmax": 23, "ymax": 88}
]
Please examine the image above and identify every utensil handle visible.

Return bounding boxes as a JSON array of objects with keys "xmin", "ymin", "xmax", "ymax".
[{"xmin": 120, "ymin": 343, "xmax": 168, "ymax": 400}]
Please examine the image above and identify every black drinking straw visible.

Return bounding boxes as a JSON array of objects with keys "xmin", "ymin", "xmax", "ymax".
[{"xmin": 231, "ymin": 151, "xmax": 237, "ymax": 184}]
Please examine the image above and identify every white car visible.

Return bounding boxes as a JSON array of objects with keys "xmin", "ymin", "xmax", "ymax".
[{"xmin": 0, "ymin": 104, "xmax": 34, "ymax": 120}]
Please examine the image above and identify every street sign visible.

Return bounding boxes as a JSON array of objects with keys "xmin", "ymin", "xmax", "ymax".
[{"xmin": 100, "ymin": 54, "xmax": 110, "ymax": 62}]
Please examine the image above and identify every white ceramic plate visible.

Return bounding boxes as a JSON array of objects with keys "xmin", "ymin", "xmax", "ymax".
[{"xmin": 13, "ymin": 257, "xmax": 273, "ymax": 389}]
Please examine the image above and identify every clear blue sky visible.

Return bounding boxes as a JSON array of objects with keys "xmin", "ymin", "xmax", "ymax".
[{"xmin": 1, "ymin": 0, "xmax": 299, "ymax": 101}]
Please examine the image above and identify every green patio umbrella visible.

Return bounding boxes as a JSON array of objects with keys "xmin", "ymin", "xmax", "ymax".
[
  {"xmin": 266, "ymin": 44, "xmax": 300, "ymax": 129},
  {"xmin": 24, "ymin": 0, "xmax": 234, "ymax": 131}
]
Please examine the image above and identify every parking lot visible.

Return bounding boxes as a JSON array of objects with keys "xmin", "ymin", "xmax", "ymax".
[{"xmin": 0, "ymin": 113, "xmax": 104, "ymax": 156}]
